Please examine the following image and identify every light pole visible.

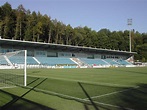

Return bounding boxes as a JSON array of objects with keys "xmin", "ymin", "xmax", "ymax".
[{"xmin": 127, "ymin": 19, "xmax": 132, "ymax": 52}]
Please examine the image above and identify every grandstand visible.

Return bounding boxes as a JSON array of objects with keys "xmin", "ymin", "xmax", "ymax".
[
  {"xmin": 1, "ymin": 38, "xmax": 147, "ymax": 110},
  {"xmin": 0, "ymin": 38, "xmax": 136, "ymax": 68}
]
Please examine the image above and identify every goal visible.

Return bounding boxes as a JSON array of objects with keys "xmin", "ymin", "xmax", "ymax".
[{"xmin": 0, "ymin": 50, "xmax": 27, "ymax": 88}]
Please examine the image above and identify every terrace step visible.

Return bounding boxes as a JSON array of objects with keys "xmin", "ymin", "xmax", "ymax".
[
  {"xmin": 3, "ymin": 55, "xmax": 13, "ymax": 66},
  {"xmin": 70, "ymin": 58, "xmax": 88, "ymax": 66}
]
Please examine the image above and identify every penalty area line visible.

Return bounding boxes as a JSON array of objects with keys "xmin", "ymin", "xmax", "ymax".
[
  {"xmin": 25, "ymin": 86, "xmax": 134, "ymax": 110},
  {"xmin": 83, "ymin": 86, "xmax": 139, "ymax": 100},
  {"xmin": 0, "ymin": 86, "xmax": 16, "ymax": 89}
]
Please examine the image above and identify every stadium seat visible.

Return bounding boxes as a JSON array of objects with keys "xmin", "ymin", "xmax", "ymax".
[
  {"xmin": 0, "ymin": 59, "xmax": 8, "ymax": 65},
  {"xmin": 9, "ymin": 56, "xmax": 38, "ymax": 65},
  {"xmin": 116, "ymin": 59, "xmax": 132, "ymax": 65},
  {"xmin": 80, "ymin": 58, "xmax": 108, "ymax": 66},
  {"xmin": 36, "ymin": 57, "xmax": 76, "ymax": 65},
  {"xmin": 9, "ymin": 56, "xmax": 24, "ymax": 64},
  {"xmin": 104, "ymin": 59, "xmax": 119, "ymax": 65},
  {"xmin": 27, "ymin": 56, "xmax": 39, "ymax": 65}
]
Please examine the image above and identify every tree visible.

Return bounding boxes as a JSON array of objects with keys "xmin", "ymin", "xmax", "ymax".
[
  {"xmin": 40, "ymin": 15, "xmax": 52, "ymax": 43},
  {"xmin": 0, "ymin": 7, "xmax": 4, "ymax": 36},
  {"xmin": 64, "ymin": 24, "xmax": 73, "ymax": 45},
  {"xmin": 109, "ymin": 31, "xmax": 123, "ymax": 50},
  {"xmin": 90, "ymin": 30, "xmax": 98, "ymax": 48},
  {"xmin": 133, "ymin": 31, "xmax": 142, "ymax": 51},
  {"xmin": 0, "ymin": 2, "xmax": 146, "ymax": 61},
  {"xmin": 82, "ymin": 26, "xmax": 92, "ymax": 47},
  {"xmin": 1, "ymin": 2, "xmax": 12, "ymax": 17},
  {"xmin": 1, "ymin": 2, "xmax": 14, "ymax": 39},
  {"xmin": 14, "ymin": 4, "xmax": 26, "ymax": 40},
  {"xmin": 142, "ymin": 33, "xmax": 147, "ymax": 44},
  {"xmin": 31, "ymin": 11, "xmax": 38, "ymax": 41},
  {"xmin": 116, "ymin": 31, "xmax": 126, "ymax": 51},
  {"xmin": 97, "ymin": 29, "xmax": 110, "ymax": 48},
  {"xmin": 123, "ymin": 30, "xmax": 130, "ymax": 51},
  {"xmin": 36, "ymin": 21, "xmax": 43, "ymax": 42},
  {"xmin": 0, "ymin": 20, "xmax": 4, "ymax": 37},
  {"xmin": 73, "ymin": 27, "xmax": 84, "ymax": 46},
  {"xmin": 24, "ymin": 10, "xmax": 34, "ymax": 41}
]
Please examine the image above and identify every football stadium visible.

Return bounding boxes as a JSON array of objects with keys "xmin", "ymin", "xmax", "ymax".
[
  {"xmin": 0, "ymin": 38, "xmax": 147, "ymax": 110},
  {"xmin": 0, "ymin": 38, "xmax": 136, "ymax": 69}
]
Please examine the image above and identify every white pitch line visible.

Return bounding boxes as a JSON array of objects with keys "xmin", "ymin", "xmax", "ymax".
[
  {"xmin": 24, "ymin": 85, "xmax": 134, "ymax": 110},
  {"xmin": 0, "ymin": 86, "xmax": 16, "ymax": 89},
  {"xmin": 83, "ymin": 86, "xmax": 139, "ymax": 100}
]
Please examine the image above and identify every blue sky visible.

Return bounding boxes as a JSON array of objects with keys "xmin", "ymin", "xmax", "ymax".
[{"xmin": 0, "ymin": 0, "xmax": 147, "ymax": 33}]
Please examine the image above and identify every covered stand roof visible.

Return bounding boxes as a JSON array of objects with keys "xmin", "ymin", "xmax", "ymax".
[{"xmin": 0, "ymin": 38, "xmax": 136, "ymax": 56}]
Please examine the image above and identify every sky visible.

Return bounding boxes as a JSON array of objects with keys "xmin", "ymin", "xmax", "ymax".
[{"xmin": 0, "ymin": 0, "xmax": 147, "ymax": 33}]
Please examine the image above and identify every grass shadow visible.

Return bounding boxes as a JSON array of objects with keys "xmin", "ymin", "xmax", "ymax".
[
  {"xmin": 78, "ymin": 82, "xmax": 147, "ymax": 110},
  {"xmin": 0, "ymin": 78, "xmax": 55, "ymax": 110},
  {"xmin": 0, "ymin": 89, "xmax": 54, "ymax": 110},
  {"xmin": 78, "ymin": 82, "xmax": 99, "ymax": 110},
  {"xmin": 118, "ymin": 83, "xmax": 147, "ymax": 110}
]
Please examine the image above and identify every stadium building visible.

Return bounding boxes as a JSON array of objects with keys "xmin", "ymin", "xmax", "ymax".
[{"xmin": 0, "ymin": 38, "xmax": 136, "ymax": 68}]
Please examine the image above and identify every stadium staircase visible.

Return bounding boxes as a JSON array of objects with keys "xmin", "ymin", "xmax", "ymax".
[
  {"xmin": 116, "ymin": 59, "xmax": 132, "ymax": 65},
  {"xmin": 70, "ymin": 58, "xmax": 89, "ymax": 66},
  {"xmin": 32, "ymin": 57, "xmax": 40, "ymax": 64},
  {"xmin": 101, "ymin": 59, "xmax": 110, "ymax": 65},
  {"xmin": 27, "ymin": 56, "xmax": 39, "ymax": 65},
  {"xmin": 3, "ymin": 55, "xmax": 13, "ymax": 66},
  {"xmin": 80, "ymin": 58, "xmax": 109, "ymax": 66},
  {"xmin": 104, "ymin": 59, "xmax": 120, "ymax": 65}
]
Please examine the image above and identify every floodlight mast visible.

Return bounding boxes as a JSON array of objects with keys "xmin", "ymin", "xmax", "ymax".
[{"xmin": 127, "ymin": 19, "xmax": 132, "ymax": 52}]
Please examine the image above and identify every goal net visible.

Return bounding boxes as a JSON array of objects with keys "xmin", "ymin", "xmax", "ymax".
[{"xmin": 0, "ymin": 50, "xmax": 27, "ymax": 88}]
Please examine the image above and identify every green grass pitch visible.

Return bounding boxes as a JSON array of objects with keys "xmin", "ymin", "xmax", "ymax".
[{"xmin": 0, "ymin": 67, "xmax": 147, "ymax": 110}]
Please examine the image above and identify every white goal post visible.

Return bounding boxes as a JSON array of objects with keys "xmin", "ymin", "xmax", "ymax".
[
  {"xmin": 0, "ymin": 50, "xmax": 27, "ymax": 87},
  {"xmin": 24, "ymin": 50, "xmax": 27, "ymax": 86}
]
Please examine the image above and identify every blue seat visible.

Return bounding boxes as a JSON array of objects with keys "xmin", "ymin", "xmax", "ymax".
[
  {"xmin": 105, "ymin": 59, "xmax": 119, "ymax": 65},
  {"xmin": 27, "ymin": 57, "xmax": 38, "ymax": 65},
  {"xmin": 116, "ymin": 60, "xmax": 132, "ymax": 65},
  {"xmin": 80, "ymin": 58, "xmax": 108, "ymax": 65},
  {"xmin": 36, "ymin": 57, "xmax": 76, "ymax": 65},
  {"xmin": 0, "ymin": 58, "xmax": 8, "ymax": 65},
  {"xmin": 9, "ymin": 56, "xmax": 24, "ymax": 64}
]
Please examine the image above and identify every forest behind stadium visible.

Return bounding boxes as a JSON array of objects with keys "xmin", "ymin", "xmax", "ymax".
[{"xmin": 0, "ymin": 2, "xmax": 147, "ymax": 61}]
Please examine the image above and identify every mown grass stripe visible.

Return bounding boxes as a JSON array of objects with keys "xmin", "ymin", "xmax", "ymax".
[{"xmin": 27, "ymin": 74, "xmax": 136, "ymax": 88}]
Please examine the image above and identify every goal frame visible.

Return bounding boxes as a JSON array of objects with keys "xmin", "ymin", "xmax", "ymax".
[
  {"xmin": 0, "ymin": 50, "xmax": 27, "ymax": 87},
  {"xmin": 24, "ymin": 50, "xmax": 27, "ymax": 86}
]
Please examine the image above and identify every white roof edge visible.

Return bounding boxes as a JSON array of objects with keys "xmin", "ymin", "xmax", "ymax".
[{"xmin": 0, "ymin": 38, "xmax": 136, "ymax": 54}]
